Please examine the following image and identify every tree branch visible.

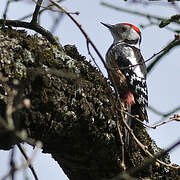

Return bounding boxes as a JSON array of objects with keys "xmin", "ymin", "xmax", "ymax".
[
  {"xmin": 101, "ymin": 2, "xmax": 180, "ymax": 26},
  {"xmin": 17, "ymin": 144, "xmax": 39, "ymax": 180},
  {"xmin": 147, "ymin": 39, "xmax": 180, "ymax": 73},
  {"xmin": 0, "ymin": 19, "xmax": 59, "ymax": 46}
]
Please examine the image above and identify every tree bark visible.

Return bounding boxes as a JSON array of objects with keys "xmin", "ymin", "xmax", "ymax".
[{"xmin": 0, "ymin": 28, "xmax": 179, "ymax": 180}]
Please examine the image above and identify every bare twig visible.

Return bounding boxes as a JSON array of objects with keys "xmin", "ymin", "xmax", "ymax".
[
  {"xmin": 50, "ymin": 13, "xmax": 64, "ymax": 33},
  {"xmin": 141, "ymin": 21, "xmax": 180, "ymax": 33},
  {"xmin": 129, "ymin": 143, "xmax": 180, "ymax": 175},
  {"xmin": 19, "ymin": 0, "xmax": 78, "ymax": 21},
  {"xmin": 86, "ymin": 40, "xmax": 103, "ymax": 74},
  {"xmin": 147, "ymin": 39, "xmax": 180, "ymax": 73},
  {"xmin": 3, "ymin": 0, "xmax": 10, "ymax": 20},
  {"xmin": 170, "ymin": 113, "xmax": 180, "ymax": 121},
  {"xmin": 101, "ymin": 2, "xmax": 180, "ymax": 26},
  {"xmin": 120, "ymin": 112, "xmax": 180, "ymax": 169},
  {"xmin": 49, "ymin": 0, "xmax": 108, "ymax": 71},
  {"xmin": 2, "ymin": 143, "xmax": 41, "ymax": 180},
  {"xmin": 159, "ymin": 14, "xmax": 180, "ymax": 28},
  {"xmin": 112, "ymin": 38, "xmax": 178, "ymax": 72},
  {"xmin": 106, "ymin": 38, "xmax": 178, "ymax": 73},
  {"xmin": 123, "ymin": 109, "xmax": 180, "ymax": 129},
  {"xmin": 0, "ymin": 19, "xmax": 59, "ymax": 45},
  {"xmin": 31, "ymin": 0, "xmax": 43, "ymax": 24},
  {"xmin": 111, "ymin": 138, "xmax": 180, "ymax": 180},
  {"xmin": 149, "ymin": 105, "xmax": 180, "ymax": 119},
  {"xmin": 17, "ymin": 144, "xmax": 39, "ymax": 180},
  {"xmin": 2, "ymin": 148, "xmax": 17, "ymax": 180},
  {"xmin": 10, "ymin": 147, "xmax": 16, "ymax": 180},
  {"xmin": 122, "ymin": 110, "xmax": 153, "ymax": 129},
  {"xmin": 6, "ymin": 89, "xmax": 16, "ymax": 130},
  {"xmin": 149, "ymin": 114, "xmax": 180, "ymax": 129},
  {"xmin": 148, "ymin": 105, "xmax": 165, "ymax": 116},
  {"xmin": 19, "ymin": 1, "xmax": 58, "ymax": 21},
  {"xmin": 1, "ymin": 0, "xmax": 60, "ymax": 45},
  {"xmin": 0, "ymin": 116, "xmax": 36, "ymax": 145}
]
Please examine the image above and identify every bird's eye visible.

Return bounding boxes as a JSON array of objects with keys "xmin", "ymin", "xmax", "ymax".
[{"xmin": 121, "ymin": 27, "xmax": 127, "ymax": 32}]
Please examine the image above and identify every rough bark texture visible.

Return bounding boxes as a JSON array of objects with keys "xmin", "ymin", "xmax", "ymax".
[{"xmin": 0, "ymin": 28, "xmax": 179, "ymax": 180}]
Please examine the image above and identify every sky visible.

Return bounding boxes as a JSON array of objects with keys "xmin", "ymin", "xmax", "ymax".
[{"xmin": 0, "ymin": 0, "xmax": 180, "ymax": 179}]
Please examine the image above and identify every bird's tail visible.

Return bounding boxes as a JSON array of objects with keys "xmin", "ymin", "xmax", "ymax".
[{"xmin": 124, "ymin": 105, "xmax": 148, "ymax": 146}]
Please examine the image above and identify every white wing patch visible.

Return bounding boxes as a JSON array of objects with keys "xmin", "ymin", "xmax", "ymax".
[{"xmin": 123, "ymin": 46, "xmax": 144, "ymax": 78}]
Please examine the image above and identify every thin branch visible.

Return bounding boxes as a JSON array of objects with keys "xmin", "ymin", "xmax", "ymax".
[
  {"xmin": 10, "ymin": 147, "xmax": 16, "ymax": 180},
  {"xmin": 124, "ymin": 108, "xmax": 180, "ymax": 129},
  {"xmin": 122, "ymin": 110, "xmax": 153, "ymax": 129},
  {"xmin": 1, "ymin": 0, "xmax": 60, "ymax": 45},
  {"xmin": 0, "ymin": 114, "xmax": 37, "ymax": 146},
  {"xmin": 141, "ymin": 21, "xmax": 180, "ymax": 33},
  {"xmin": 111, "ymin": 138, "xmax": 180, "ymax": 180},
  {"xmin": 147, "ymin": 39, "xmax": 180, "ymax": 73},
  {"xmin": 120, "ymin": 109, "xmax": 180, "ymax": 169},
  {"xmin": 49, "ymin": 0, "xmax": 108, "ymax": 71},
  {"xmin": 0, "ymin": 19, "xmax": 59, "ymax": 45},
  {"xmin": 148, "ymin": 105, "xmax": 165, "ymax": 116},
  {"xmin": 159, "ymin": 14, "xmax": 180, "ymax": 28},
  {"xmin": 17, "ymin": 144, "xmax": 39, "ymax": 180},
  {"xmin": 2, "ymin": 147, "xmax": 17, "ymax": 180},
  {"xmin": 118, "ymin": 38, "xmax": 179, "ymax": 72},
  {"xmin": 148, "ymin": 105, "xmax": 180, "ymax": 118},
  {"xmin": 3, "ymin": 0, "xmax": 10, "ymax": 20},
  {"xmin": 86, "ymin": 40, "xmax": 103, "ymax": 74},
  {"xmin": 31, "ymin": 0, "xmax": 43, "ymax": 24},
  {"xmin": 129, "ymin": 138, "xmax": 180, "ymax": 174},
  {"xmin": 101, "ymin": 2, "xmax": 180, "ymax": 26},
  {"xmin": 150, "ymin": 114, "xmax": 180, "ymax": 129},
  {"xmin": 149, "ymin": 119, "xmax": 170, "ymax": 129},
  {"xmin": 19, "ymin": 0, "xmax": 77, "ymax": 21},
  {"xmin": 19, "ymin": 1, "xmax": 58, "ymax": 21},
  {"xmin": 163, "ymin": 106, "xmax": 180, "ymax": 118},
  {"xmin": 2, "ymin": 143, "xmax": 41, "ymax": 180},
  {"xmin": 106, "ymin": 38, "xmax": 178, "ymax": 73},
  {"xmin": 50, "ymin": 13, "xmax": 64, "ymax": 33}
]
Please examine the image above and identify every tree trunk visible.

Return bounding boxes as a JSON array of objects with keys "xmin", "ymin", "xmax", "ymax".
[{"xmin": 0, "ymin": 28, "xmax": 179, "ymax": 180}]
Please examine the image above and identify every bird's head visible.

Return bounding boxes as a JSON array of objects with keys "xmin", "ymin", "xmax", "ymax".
[{"xmin": 101, "ymin": 22, "xmax": 142, "ymax": 48}]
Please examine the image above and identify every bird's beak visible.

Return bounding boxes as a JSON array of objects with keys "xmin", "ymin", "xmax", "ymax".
[{"xmin": 100, "ymin": 22, "xmax": 113, "ymax": 29}]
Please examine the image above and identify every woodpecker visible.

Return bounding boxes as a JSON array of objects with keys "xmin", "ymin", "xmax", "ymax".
[{"xmin": 101, "ymin": 22, "xmax": 148, "ymax": 144}]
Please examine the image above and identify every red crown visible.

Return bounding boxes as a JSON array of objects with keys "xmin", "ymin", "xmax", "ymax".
[{"xmin": 123, "ymin": 23, "xmax": 141, "ymax": 35}]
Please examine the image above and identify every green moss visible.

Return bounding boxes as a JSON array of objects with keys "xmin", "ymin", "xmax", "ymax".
[{"xmin": 0, "ymin": 28, "xmax": 179, "ymax": 180}]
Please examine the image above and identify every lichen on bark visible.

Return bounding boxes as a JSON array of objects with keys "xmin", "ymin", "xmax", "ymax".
[{"xmin": 0, "ymin": 28, "xmax": 179, "ymax": 180}]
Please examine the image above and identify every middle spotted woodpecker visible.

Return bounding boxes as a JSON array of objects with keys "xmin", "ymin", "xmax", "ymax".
[{"xmin": 101, "ymin": 22, "xmax": 148, "ymax": 144}]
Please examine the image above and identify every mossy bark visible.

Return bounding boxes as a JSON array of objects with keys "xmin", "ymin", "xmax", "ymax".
[{"xmin": 0, "ymin": 28, "xmax": 179, "ymax": 180}]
